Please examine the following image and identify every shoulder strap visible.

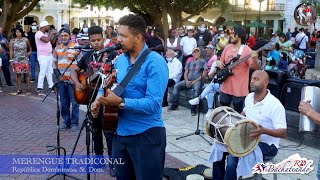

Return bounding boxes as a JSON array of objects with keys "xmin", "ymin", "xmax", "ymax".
[
  {"xmin": 113, "ymin": 49, "xmax": 152, "ymax": 96},
  {"xmin": 234, "ymin": 45, "xmax": 245, "ymax": 61}
]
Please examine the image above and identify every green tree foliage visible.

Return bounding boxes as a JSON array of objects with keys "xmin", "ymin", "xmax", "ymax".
[
  {"xmin": 73, "ymin": 0, "xmax": 227, "ymax": 43},
  {"xmin": 0, "ymin": 0, "xmax": 40, "ymax": 37}
]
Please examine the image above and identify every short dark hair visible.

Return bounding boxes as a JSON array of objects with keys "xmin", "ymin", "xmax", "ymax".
[
  {"xmin": 110, "ymin": 32, "xmax": 118, "ymax": 38},
  {"xmin": 13, "ymin": 28, "xmax": 26, "ymax": 38},
  {"xmin": 279, "ymin": 33, "xmax": 286, "ymax": 41},
  {"xmin": 118, "ymin": 14, "xmax": 146, "ymax": 38},
  {"xmin": 108, "ymin": 26, "xmax": 114, "ymax": 30},
  {"xmin": 233, "ymin": 26, "xmax": 246, "ymax": 44},
  {"xmin": 88, "ymin": 26, "xmax": 103, "ymax": 37}
]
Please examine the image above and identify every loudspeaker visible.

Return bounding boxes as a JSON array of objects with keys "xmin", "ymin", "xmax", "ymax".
[
  {"xmin": 266, "ymin": 70, "xmax": 287, "ymax": 100},
  {"xmin": 283, "ymin": 78, "xmax": 320, "ymax": 112}
]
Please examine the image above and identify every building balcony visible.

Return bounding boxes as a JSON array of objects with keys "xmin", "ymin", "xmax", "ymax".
[{"xmin": 231, "ymin": 3, "xmax": 285, "ymax": 12}]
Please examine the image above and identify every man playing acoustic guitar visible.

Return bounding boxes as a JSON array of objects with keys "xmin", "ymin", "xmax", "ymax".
[
  {"xmin": 91, "ymin": 14, "xmax": 168, "ymax": 180},
  {"xmin": 70, "ymin": 26, "xmax": 118, "ymax": 176},
  {"xmin": 215, "ymin": 26, "xmax": 260, "ymax": 113}
]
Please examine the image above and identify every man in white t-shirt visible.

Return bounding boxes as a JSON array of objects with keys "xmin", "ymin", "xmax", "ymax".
[
  {"xmin": 213, "ymin": 70, "xmax": 287, "ymax": 180},
  {"xmin": 180, "ymin": 29, "xmax": 197, "ymax": 69},
  {"xmin": 35, "ymin": 20, "xmax": 57, "ymax": 94}
]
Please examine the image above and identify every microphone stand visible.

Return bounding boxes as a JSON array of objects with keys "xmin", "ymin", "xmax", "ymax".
[
  {"xmin": 68, "ymin": 52, "xmax": 109, "ymax": 180},
  {"xmin": 42, "ymin": 53, "xmax": 80, "ymax": 180},
  {"xmin": 176, "ymin": 69, "xmax": 212, "ymax": 145}
]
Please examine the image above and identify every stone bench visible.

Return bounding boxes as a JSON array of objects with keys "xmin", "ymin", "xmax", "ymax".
[{"xmin": 168, "ymin": 87, "xmax": 219, "ymax": 113}]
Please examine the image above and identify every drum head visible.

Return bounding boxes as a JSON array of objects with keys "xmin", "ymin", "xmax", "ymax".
[
  {"xmin": 202, "ymin": 168, "xmax": 213, "ymax": 179},
  {"xmin": 224, "ymin": 119, "xmax": 260, "ymax": 157},
  {"xmin": 186, "ymin": 174, "xmax": 204, "ymax": 180},
  {"xmin": 205, "ymin": 106, "xmax": 243, "ymax": 142}
]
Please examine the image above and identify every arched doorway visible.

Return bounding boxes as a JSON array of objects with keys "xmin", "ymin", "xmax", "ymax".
[
  {"xmin": 23, "ymin": 15, "xmax": 39, "ymax": 31},
  {"xmin": 45, "ymin": 16, "xmax": 54, "ymax": 26}
]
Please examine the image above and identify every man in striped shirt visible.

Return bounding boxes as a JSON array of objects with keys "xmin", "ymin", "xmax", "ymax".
[{"xmin": 52, "ymin": 29, "xmax": 80, "ymax": 132}]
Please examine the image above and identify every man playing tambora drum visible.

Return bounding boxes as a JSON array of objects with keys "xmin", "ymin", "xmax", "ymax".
[{"xmin": 212, "ymin": 70, "xmax": 287, "ymax": 180}]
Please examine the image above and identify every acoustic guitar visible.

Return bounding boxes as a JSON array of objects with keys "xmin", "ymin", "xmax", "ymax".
[
  {"xmin": 216, "ymin": 42, "xmax": 272, "ymax": 83},
  {"xmin": 74, "ymin": 70, "xmax": 99, "ymax": 105},
  {"xmin": 97, "ymin": 61, "xmax": 119, "ymax": 132}
]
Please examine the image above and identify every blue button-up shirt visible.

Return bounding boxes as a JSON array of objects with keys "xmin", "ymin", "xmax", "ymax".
[{"xmin": 114, "ymin": 44, "xmax": 168, "ymax": 136}]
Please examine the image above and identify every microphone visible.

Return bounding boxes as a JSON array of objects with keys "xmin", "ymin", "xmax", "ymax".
[
  {"xmin": 95, "ymin": 43, "xmax": 122, "ymax": 55},
  {"xmin": 69, "ymin": 45, "xmax": 92, "ymax": 49},
  {"xmin": 214, "ymin": 38, "xmax": 220, "ymax": 45}
]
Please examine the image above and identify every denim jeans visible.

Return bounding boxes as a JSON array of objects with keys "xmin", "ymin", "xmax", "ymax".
[
  {"xmin": 172, "ymin": 80, "xmax": 202, "ymax": 106},
  {"xmin": 212, "ymin": 142, "xmax": 278, "ymax": 180},
  {"xmin": 200, "ymin": 82, "xmax": 220, "ymax": 109},
  {"xmin": 112, "ymin": 127, "xmax": 166, "ymax": 180},
  {"xmin": 58, "ymin": 81, "xmax": 79, "ymax": 126},
  {"xmin": 29, "ymin": 52, "xmax": 38, "ymax": 80}
]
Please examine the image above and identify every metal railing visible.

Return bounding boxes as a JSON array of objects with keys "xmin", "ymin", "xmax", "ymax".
[{"xmin": 231, "ymin": 3, "xmax": 285, "ymax": 12}]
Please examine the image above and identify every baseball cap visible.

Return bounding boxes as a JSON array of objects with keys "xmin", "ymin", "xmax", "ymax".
[
  {"xmin": 40, "ymin": 21, "xmax": 49, "ymax": 28},
  {"xmin": 205, "ymin": 44, "xmax": 214, "ymax": 50},
  {"xmin": 59, "ymin": 29, "xmax": 70, "ymax": 36},
  {"xmin": 193, "ymin": 47, "xmax": 200, "ymax": 52}
]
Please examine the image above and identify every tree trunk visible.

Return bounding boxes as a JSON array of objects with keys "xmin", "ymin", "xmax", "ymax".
[
  {"xmin": 0, "ymin": 0, "xmax": 40, "ymax": 37},
  {"xmin": 160, "ymin": 0, "xmax": 169, "ymax": 42},
  {"xmin": 169, "ymin": 10, "xmax": 182, "ymax": 29}
]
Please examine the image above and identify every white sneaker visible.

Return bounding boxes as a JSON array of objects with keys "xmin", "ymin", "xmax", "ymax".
[
  {"xmin": 205, "ymin": 109, "xmax": 213, "ymax": 118},
  {"xmin": 189, "ymin": 97, "xmax": 200, "ymax": 105}
]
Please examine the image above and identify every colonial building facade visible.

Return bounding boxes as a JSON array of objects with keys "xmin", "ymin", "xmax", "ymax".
[{"xmin": 21, "ymin": 0, "xmax": 114, "ymax": 30}]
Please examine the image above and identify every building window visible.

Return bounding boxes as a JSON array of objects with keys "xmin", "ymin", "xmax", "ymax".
[{"xmin": 278, "ymin": 20, "xmax": 284, "ymax": 32}]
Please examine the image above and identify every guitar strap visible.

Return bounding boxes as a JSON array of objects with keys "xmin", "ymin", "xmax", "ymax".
[
  {"xmin": 113, "ymin": 49, "xmax": 152, "ymax": 96},
  {"xmin": 235, "ymin": 45, "xmax": 245, "ymax": 61}
]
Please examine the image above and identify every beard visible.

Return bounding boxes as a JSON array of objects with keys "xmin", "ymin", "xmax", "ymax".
[
  {"xmin": 231, "ymin": 38, "xmax": 238, "ymax": 44},
  {"xmin": 250, "ymin": 85, "xmax": 263, "ymax": 93}
]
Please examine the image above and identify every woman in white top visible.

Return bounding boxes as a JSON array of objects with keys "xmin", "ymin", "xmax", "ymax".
[{"xmin": 166, "ymin": 29, "xmax": 181, "ymax": 57}]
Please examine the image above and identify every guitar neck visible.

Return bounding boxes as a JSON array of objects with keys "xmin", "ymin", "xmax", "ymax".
[{"xmin": 228, "ymin": 46, "xmax": 264, "ymax": 69}]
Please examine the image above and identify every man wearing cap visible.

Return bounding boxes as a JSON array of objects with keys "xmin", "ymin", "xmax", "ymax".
[
  {"xmin": 270, "ymin": 32, "xmax": 279, "ymax": 44},
  {"xmin": 168, "ymin": 47, "xmax": 207, "ymax": 116},
  {"xmin": 35, "ymin": 20, "xmax": 57, "ymax": 94},
  {"xmin": 205, "ymin": 44, "xmax": 217, "ymax": 70},
  {"xmin": 162, "ymin": 49, "xmax": 182, "ymax": 107},
  {"xmin": 216, "ymin": 26, "xmax": 259, "ymax": 113},
  {"xmin": 52, "ymin": 29, "xmax": 80, "ymax": 131},
  {"xmin": 189, "ymin": 44, "xmax": 219, "ymax": 117},
  {"xmin": 262, "ymin": 42, "xmax": 280, "ymax": 70}
]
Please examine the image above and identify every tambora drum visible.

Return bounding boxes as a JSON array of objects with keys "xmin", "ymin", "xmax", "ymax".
[{"xmin": 205, "ymin": 106, "xmax": 260, "ymax": 157}]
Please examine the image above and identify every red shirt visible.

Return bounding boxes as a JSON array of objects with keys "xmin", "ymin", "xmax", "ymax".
[{"xmin": 247, "ymin": 36, "xmax": 256, "ymax": 48}]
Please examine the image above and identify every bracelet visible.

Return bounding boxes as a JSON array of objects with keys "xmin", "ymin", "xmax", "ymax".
[{"xmin": 9, "ymin": 59, "xmax": 13, "ymax": 62}]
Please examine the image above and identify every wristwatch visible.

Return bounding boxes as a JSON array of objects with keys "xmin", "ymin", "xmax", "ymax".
[{"xmin": 118, "ymin": 98, "xmax": 125, "ymax": 109}]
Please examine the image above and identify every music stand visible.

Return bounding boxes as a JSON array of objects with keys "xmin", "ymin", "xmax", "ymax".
[
  {"xmin": 176, "ymin": 73, "xmax": 212, "ymax": 145},
  {"xmin": 42, "ymin": 54, "xmax": 81, "ymax": 180}
]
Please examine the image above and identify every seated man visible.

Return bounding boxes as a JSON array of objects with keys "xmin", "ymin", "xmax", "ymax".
[
  {"xmin": 212, "ymin": 70, "xmax": 287, "ymax": 180},
  {"xmin": 188, "ymin": 60, "xmax": 220, "ymax": 117},
  {"xmin": 162, "ymin": 49, "xmax": 182, "ymax": 107},
  {"xmin": 168, "ymin": 47, "xmax": 207, "ymax": 116},
  {"xmin": 262, "ymin": 42, "xmax": 280, "ymax": 70}
]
